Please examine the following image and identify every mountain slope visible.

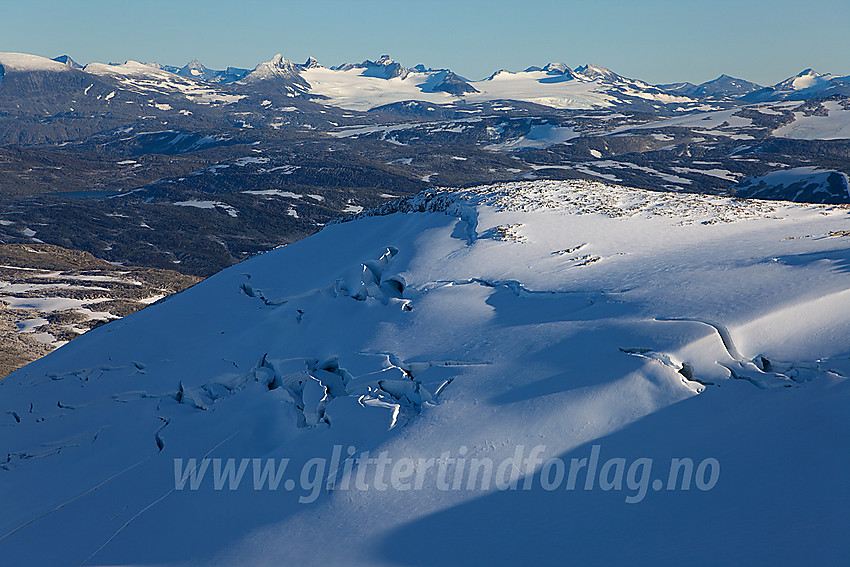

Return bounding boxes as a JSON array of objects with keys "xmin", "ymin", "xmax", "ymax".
[
  {"xmin": 240, "ymin": 53, "xmax": 310, "ymax": 92},
  {"xmin": 1, "ymin": 180, "xmax": 848, "ymax": 565},
  {"xmin": 52, "ymin": 54, "xmax": 84, "ymax": 70},
  {"xmin": 743, "ymin": 69, "xmax": 850, "ymax": 102},
  {"xmin": 660, "ymin": 74, "xmax": 763, "ymax": 98},
  {"xmin": 734, "ymin": 166, "xmax": 850, "ymax": 202}
]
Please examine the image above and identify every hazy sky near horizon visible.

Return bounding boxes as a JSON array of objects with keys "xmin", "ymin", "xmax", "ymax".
[{"xmin": 4, "ymin": 0, "xmax": 848, "ymax": 85}]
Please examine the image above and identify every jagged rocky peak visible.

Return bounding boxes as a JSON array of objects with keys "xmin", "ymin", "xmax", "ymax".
[
  {"xmin": 183, "ymin": 59, "xmax": 205, "ymax": 70},
  {"xmin": 361, "ymin": 54, "xmax": 409, "ymax": 80},
  {"xmin": 575, "ymin": 63, "xmax": 621, "ymax": 81},
  {"xmin": 179, "ymin": 59, "xmax": 209, "ymax": 78},
  {"xmin": 145, "ymin": 61, "xmax": 172, "ymax": 71},
  {"xmin": 419, "ymin": 69, "xmax": 479, "ymax": 95},
  {"xmin": 523, "ymin": 62, "xmax": 572, "ymax": 75},
  {"xmin": 269, "ymin": 53, "xmax": 291, "ymax": 67},
  {"xmin": 302, "ymin": 56, "xmax": 323, "ymax": 69},
  {"xmin": 53, "ymin": 54, "xmax": 83, "ymax": 69},
  {"xmin": 486, "ymin": 69, "xmax": 512, "ymax": 80},
  {"xmin": 243, "ymin": 53, "xmax": 302, "ymax": 80},
  {"xmin": 543, "ymin": 62, "xmax": 571, "ymax": 75},
  {"xmin": 238, "ymin": 53, "xmax": 310, "ymax": 91}
]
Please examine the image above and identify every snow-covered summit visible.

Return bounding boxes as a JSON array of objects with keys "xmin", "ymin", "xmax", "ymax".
[
  {"xmin": 574, "ymin": 63, "xmax": 621, "ymax": 82},
  {"xmin": 743, "ymin": 68, "xmax": 850, "ymax": 102},
  {"xmin": 777, "ymin": 68, "xmax": 834, "ymax": 91},
  {"xmin": 0, "ymin": 52, "xmax": 71, "ymax": 72},
  {"xmin": 523, "ymin": 62, "xmax": 580, "ymax": 82},
  {"xmin": 543, "ymin": 62, "xmax": 571, "ymax": 75},
  {"xmin": 356, "ymin": 55, "xmax": 410, "ymax": 80},
  {"xmin": 301, "ymin": 56, "xmax": 323, "ymax": 69},
  {"xmin": 241, "ymin": 53, "xmax": 303, "ymax": 82}
]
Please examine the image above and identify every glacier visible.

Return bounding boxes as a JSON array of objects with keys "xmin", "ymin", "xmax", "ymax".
[{"xmin": 1, "ymin": 180, "xmax": 849, "ymax": 565}]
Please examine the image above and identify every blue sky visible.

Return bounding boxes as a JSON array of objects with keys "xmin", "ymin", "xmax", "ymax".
[{"xmin": 5, "ymin": 0, "xmax": 849, "ymax": 85}]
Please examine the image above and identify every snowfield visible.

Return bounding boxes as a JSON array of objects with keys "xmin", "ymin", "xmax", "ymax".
[
  {"xmin": 464, "ymin": 68, "xmax": 691, "ymax": 110},
  {"xmin": 772, "ymin": 100, "xmax": 850, "ymax": 140},
  {"xmin": 301, "ymin": 66, "xmax": 457, "ymax": 111},
  {"xmin": 1, "ymin": 180, "xmax": 849, "ymax": 565},
  {"xmin": 0, "ymin": 52, "xmax": 71, "ymax": 72},
  {"xmin": 302, "ymin": 64, "xmax": 692, "ymax": 111}
]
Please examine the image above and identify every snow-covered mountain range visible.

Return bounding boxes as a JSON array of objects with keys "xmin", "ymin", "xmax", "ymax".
[
  {"xmin": 0, "ymin": 51, "xmax": 846, "ymax": 112},
  {"xmin": 1, "ymin": 180, "xmax": 848, "ymax": 564}
]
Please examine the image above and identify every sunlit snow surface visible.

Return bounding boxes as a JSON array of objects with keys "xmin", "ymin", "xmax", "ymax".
[
  {"xmin": 301, "ymin": 67, "xmax": 690, "ymax": 111},
  {"xmin": 772, "ymin": 100, "xmax": 850, "ymax": 140},
  {"xmin": 0, "ymin": 52, "xmax": 71, "ymax": 72},
  {"xmin": 1, "ymin": 180, "xmax": 849, "ymax": 565},
  {"xmin": 83, "ymin": 60, "xmax": 247, "ymax": 105}
]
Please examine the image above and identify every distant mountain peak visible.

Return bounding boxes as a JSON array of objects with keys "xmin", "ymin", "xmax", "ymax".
[
  {"xmin": 145, "ymin": 61, "xmax": 171, "ymax": 71},
  {"xmin": 523, "ymin": 63, "xmax": 572, "ymax": 76},
  {"xmin": 741, "ymin": 67, "xmax": 849, "ymax": 102},
  {"xmin": 139, "ymin": 59, "xmax": 247, "ymax": 83},
  {"xmin": 543, "ymin": 62, "xmax": 570, "ymax": 75},
  {"xmin": 485, "ymin": 69, "xmax": 513, "ymax": 81},
  {"xmin": 574, "ymin": 64, "xmax": 620, "ymax": 82},
  {"xmin": 270, "ymin": 53, "xmax": 288, "ymax": 66},
  {"xmin": 302, "ymin": 56, "xmax": 322, "ymax": 69},
  {"xmin": 658, "ymin": 74, "xmax": 762, "ymax": 99},
  {"xmin": 360, "ymin": 55, "xmax": 409, "ymax": 80},
  {"xmin": 418, "ymin": 69, "xmax": 478, "ymax": 95},
  {"xmin": 240, "ymin": 53, "xmax": 309, "ymax": 91},
  {"xmin": 53, "ymin": 55, "xmax": 83, "ymax": 70},
  {"xmin": 774, "ymin": 68, "xmax": 835, "ymax": 92},
  {"xmin": 257, "ymin": 54, "xmax": 297, "ymax": 73},
  {"xmin": 697, "ymin": 74, "xmax": 762, "ymax": 97},
  {"xmin": 179, "ymin": 59, "xmax": 210, "ymax": 78}
]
